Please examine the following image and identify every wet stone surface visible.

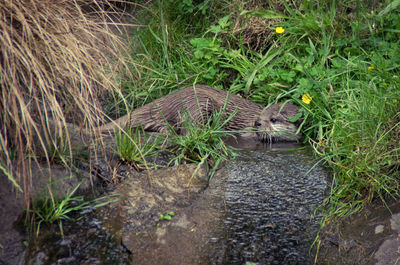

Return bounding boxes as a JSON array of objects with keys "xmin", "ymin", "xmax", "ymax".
[
  {"xmin": 24, "ymin": 207, "xmax": 131, "ymax": 265},
  {"xmin": 102, "ymin": 142, "xmax": 329, "ymax": 265},
  {"xmin": 4, "ymin": 139, "xmax": 400, "ymax": 265},
  {"xmin": 102, "ymin": 163, "xmax": 226, "ymax": 265}
]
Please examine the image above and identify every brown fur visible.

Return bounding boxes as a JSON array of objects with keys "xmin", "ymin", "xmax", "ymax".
[{"xmin": 99, "ymin": 85, "xmax": 301, "ymax": 142}]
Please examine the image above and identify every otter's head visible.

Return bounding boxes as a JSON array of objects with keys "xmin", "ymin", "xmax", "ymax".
[{"xmin": 254, "ymin": 103, "xmax": 301, "ymax": 143}]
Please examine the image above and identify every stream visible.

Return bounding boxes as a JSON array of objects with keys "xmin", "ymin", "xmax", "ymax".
[
  {"xmin": 24, "ymin": 141, "xmax": 329, "ymax": 265},
  {"xmin": 222, "ymin": 141, "xmax": 328, "ymax": 264}
]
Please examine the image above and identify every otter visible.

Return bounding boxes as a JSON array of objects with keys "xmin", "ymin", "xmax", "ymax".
[{"xmin": 98, "ymin": 85, "xmax": 301, "ymax": 143}]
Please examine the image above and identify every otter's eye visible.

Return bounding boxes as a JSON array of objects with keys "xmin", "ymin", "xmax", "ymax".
[
  {"xmin": 270, "ymin": 118, "xmax": 277, "ymax": 123},
  {"xmin": 254, "ymin": 121, "xmax": 261, "ymax": 127}
]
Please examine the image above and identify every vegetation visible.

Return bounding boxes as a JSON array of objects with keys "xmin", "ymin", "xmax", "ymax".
[
  {"xmin": 29, "ymin": 180, "xmax": 119, "ymax": 237},
  {"xmin": 115, "ymin": 126, "xmax": 164, "ymax": 170},
  {"xmin": 165, "ymin": 104, "xmax": 239, "ymax": 180},
  {"xmin": 158, "ymin": 211, "xmax": 175, "ymax": 221},
  {"xmin": 0, "ymin": 0, "xmax": 132, "ymax": 203},
  {"xmin": 124, "ymin": 0, "xmax": 400, "ymax": 222},
  {"xmin": 115, "ymin": 103, "xmax": 239, "ymax": 179}
]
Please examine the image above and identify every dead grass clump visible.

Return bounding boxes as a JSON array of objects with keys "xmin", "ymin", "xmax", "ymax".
[
  {"xmin": 232, "ymin": 0, "xmax": 285, "ymax": 51},
  {"xmin": 0, "ymin": 0, "xmax": 133, "ymax": 202}
]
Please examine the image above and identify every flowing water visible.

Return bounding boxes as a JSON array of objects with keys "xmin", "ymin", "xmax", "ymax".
[{"xmin": 221, "ymin": 141, "xmax": 329, "ymax": 264}]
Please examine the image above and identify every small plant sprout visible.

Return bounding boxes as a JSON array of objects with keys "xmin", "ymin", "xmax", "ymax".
[{"xmin": 159, "ymin": 211, "xmax": 175, "ymax": 221}]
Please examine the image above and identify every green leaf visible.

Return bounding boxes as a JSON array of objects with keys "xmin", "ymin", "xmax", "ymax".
[
  {"xmin": 218, "ymin": 14, "xmax": 232, "ymax": 29},
  {"xmin": 209, "ymin": 25, "xmax": 222, "ymax": 34},
  {"xmin": 378, "ymin": 0, "xmax": 400, "ymax": 16},
  {"xmin": 245, "ymin": 49, "xmax": 281, "ymax": 93},
  {"xmin": 288, "ymin": 112, "xmax": 303, "ymax": 123}
]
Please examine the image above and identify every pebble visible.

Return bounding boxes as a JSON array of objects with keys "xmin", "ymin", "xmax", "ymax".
[{"xmin": 375, "ymin": 225, "xmax": 385, "ymax": 234}]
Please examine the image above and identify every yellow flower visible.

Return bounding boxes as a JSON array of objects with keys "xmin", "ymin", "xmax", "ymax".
[
  {"xmin": 302, "ymin": 93, "xmax": 312, "ymax": 105},
  {"xmin": 275, "ymin": 27, "xmax": 285, "ymax": 34},
  {"xmin": 368, "ymin": 64, "xmax": 375, "ymax": 71}
]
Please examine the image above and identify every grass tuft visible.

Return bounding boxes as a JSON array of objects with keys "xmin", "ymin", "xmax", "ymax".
[
  {"xmin": 0, "ymin": 0, "xmax": 133, "ymax": 203},
  {"xmin": 166, "ymin": 103, "xmax": 239, "ymax": 180},
  {"xmin": 113, "ymin": 93, "xmax": 238, "ymax": 180},
  {"xmin": 115, "ymin": 126, "xmax": 164, "ymax": 170},
  {"xmin": 29, "ymin": 179, "xmax": 119, "ymax": 237}
]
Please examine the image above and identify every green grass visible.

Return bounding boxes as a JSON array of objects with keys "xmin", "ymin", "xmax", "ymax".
[
  {"xmin": 115, "ymin": 126, "xmax": 164, "ymax": 170},
  {"xmin": 165, "ymin": 103, "xmax": 239, "ymax": 180},
  {"xmin": 124, "ymin": 0, "xmax": 400, "ymax": 221},
  {"xmin": 29, "ymin": 180, "xmax": 119, "ymax": 237}
]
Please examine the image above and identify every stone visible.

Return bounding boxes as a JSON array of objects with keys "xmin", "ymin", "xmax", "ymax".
[{"xmin": 375, "ymin": 225, "xmax": 384, "ymax": 234}]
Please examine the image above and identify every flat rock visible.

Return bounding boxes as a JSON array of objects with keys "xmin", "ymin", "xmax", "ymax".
[{"xmin": 101, "ymin": 163, "xmax": 227, "ymax": 265}]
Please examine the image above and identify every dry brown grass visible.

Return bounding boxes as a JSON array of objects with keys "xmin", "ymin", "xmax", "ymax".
[
  {"xmin": 230, "ymin": 0, "xmax": 285, "ymax": 51},
  {"xmin": 0, "ymin": 0, "xmax": 134, "ymax": 203}
]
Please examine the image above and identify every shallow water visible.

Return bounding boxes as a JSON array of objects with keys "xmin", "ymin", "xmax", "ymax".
[{"xmin": 221, "ymin": 142, "xmax": 329, "ymax": 264}]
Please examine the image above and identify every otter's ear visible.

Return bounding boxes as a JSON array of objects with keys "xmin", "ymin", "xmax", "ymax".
[{"xmin": 254, "ymin": 120, "xmax": 261, "ymax": 127}]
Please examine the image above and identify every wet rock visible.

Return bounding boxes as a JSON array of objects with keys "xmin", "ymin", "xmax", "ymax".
[
  {"xmin": 24, "ymin": 211, "xmax": 131, "ymax": 265},
  {"xmin": 374, "ymin": 237, "xmax": 400, "ymax": 265},
  {"xmin": 318, "ymin": 199, "xmax": 400, "ymax": 265},
  {"xmin": 372, "ymin": 211, "xmax": 400, "ymax": 265},
  {"xmin": 32, "ymin": 251, "xmax": 48, "ymax": 264},
  {"xmin": 0, "ymin": 163, "xmax": 93, "ymax": 265},
  {"xmin": 97, "ymin": 143, "xmax": 330, "ymax": 265},
  {"xmin": 100, "ymin": 163, "xmax": 226, "ymax": 265},
  {"xmin": 18, "ymin": 142, "xmax": 333, "ymax": 265},
  {"xmin": 390, "ymin": 213, "xmax": 400, "ymax": 232}
]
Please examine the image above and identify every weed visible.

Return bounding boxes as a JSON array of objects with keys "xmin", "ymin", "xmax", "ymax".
[
  {"xmin": 282, "ymin": 5, "xmax": 400, "ymax": 218},
  {"xmin": 123, "ymin": 0, "xmax": 234, "ymax": 110},
  {"xmin": 158, "ymin": 211, "xmax": 175, "ymax": 221},
  {"xmin": 115, "ymin": 126, "xmax": 164, "ymax": 170},
  {"xmin": 29, "ymin": 180, "xmax": 119, "ymax": 237},
  {"xmin": 166, "ymin": 99, "xmax": 238, "ymax": 180}
]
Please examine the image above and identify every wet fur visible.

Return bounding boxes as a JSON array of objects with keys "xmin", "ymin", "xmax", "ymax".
[{"xmin": 99, "ymin": 85, "xmax": 301, "ymax": 142}]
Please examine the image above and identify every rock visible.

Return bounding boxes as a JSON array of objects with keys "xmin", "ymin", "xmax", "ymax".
[
  {"xmin": 390, "ymin": 213, "xmax": 400, "ymax": 233},
  {"xmin": 99, "ymin": 163, "xmax": 226, "ymax": 265},
  {"xmin": 375, "ymin": 225, "xmax": 384, "ymax": 234},
  {"xmin": 374, "ymin": 237, "xmax": 400, "ymax": 265}
]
